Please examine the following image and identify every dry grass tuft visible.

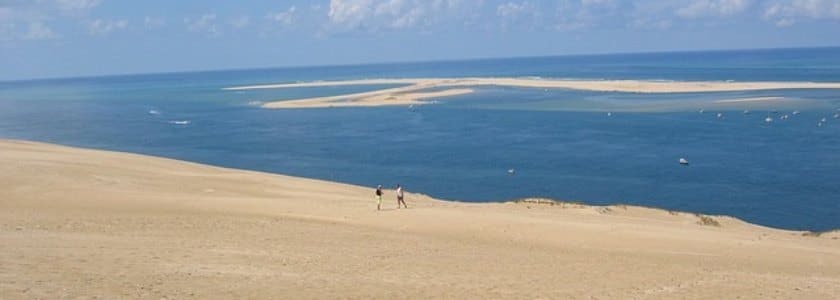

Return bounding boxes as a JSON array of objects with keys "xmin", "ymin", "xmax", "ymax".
[{"xmin": 695, "ymin": 214, "xmax": 721, "ymax": 227}]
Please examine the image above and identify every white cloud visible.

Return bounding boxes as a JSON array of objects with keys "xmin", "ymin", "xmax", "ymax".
[
  {"xmin": 775, "ymin": 17, "xmax": 796, "ymax": 26},
  {"xmin": 497, "ymin": 1, "xmax": 536, "ymax": 19},
  {"xmin": 764, "ymin": 0, "xmax": 840, "ymax": 26},
  {"xmin": 144, "ymin": 16, "xmax": 165, "ymax": 29},
  {"xmin": 184, "ymin": 14, "xmax": 219, "ymax": 36},
  {"xmin": 229, "ymin": 15, "xmax": 250, "ymax": 29},
  {"xmin": 325, "ymin": 0, "xmax": 481, "ymax": 33},
  {"xmin": 267, "ymin": 6, "xmax": 297, "ymax": 26},
  {"xmin": 631, "ymin": 16, "xmax": 672, "ymax": 30},
  {"xmin": 328, "ymin": 0, "xmax": 374, "ymax": 30},
  {"xmin": 497, "ymin": 1, "xmax": 539, "ymax": 30},
  {"xmin": 554, "ymin": 0, "xmax": 624, "ymax": 31},
  {"xmin": 676, "ymin": 0, "xmax": 752, "ymax": 19},
  {"xmin": 581, "ymin": 0, "xmax": 615, "ymax": 7},
  {"xmin": 23, "ymin": 22, "xmax": 57, "ymax": 40},
  {"xmin": 55, "ymin": 0, "xmax": 102, "ymax": 15},
  {"xmin": 87, "ymin": 19, "xmax": 128, "ymax": 36},
  {"xmin": 386, "ymin": 5, "xmax": 426, "ymax": 29}
]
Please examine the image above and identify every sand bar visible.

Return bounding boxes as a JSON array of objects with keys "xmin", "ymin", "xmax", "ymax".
[
  {"xmin": 2, "ymin": 139, "xmax": 839, "ymax": 299},
  {"xmin": 714, "ymin": 96, "xmax": 787, "ymax": 103},
  {"xmin": 221, "ymin": 78, "xmax": 840, "ymax": 109}
]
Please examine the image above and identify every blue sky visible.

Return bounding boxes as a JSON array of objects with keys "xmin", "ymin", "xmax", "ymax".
[{"xmin": 1, "ymin": 0, "xmax": 839, "ymax": 80}]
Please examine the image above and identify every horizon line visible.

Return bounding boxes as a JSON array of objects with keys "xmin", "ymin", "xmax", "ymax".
[{"xmin": 4, "ymin": 45, "xmax": 839, "ymax": 83}]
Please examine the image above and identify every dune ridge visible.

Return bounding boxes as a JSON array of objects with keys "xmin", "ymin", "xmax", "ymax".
[{"xmin": 2, "ymin": 139, "xmax": 839, "ymax": 299}]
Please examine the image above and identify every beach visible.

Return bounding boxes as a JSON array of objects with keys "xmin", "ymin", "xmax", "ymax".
[
  {"xmin": 2, "ymin": 139, "xmax": 839, "ymax": 299},
  {"xmin": 222, "ymin": 78, "xmax": 840, "ymax": 109}
]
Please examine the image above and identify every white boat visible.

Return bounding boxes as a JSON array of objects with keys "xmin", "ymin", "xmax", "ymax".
[
  {"xmin": 765, "ymin": 117, "xmax": 773, "ymax": 123},
  {"xmin": 716, "ymin": 113, "xmax": 723, "ymax": 119},
  {"xmin": 792, "ymin": 110, "xmax": 801, "ymax": 115},
  {"xmin": 607, "ymin": 112, "xmax": 612, "ymax": 117},
  {"xmin": 743, "ymin": 110, "xmax": 750, "ymax": 115},
  {"xmin": 507, "ymin": 169, "xmax": 516, "ymax": 175},
  {"xmin": 698, "ymin": 109, "xmax": 704, "ymax": 114},
  {"xmin": 679, "ymin": 158, "xmax": 689, "ymax": 165}
]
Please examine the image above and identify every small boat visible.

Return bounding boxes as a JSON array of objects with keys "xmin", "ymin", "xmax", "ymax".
[
  {"xmin": 148, "ymin": 110, "xmax": 160, "ymax": 115},
  {"xmin": 679, "ymin": 158, "xmax": 689, "ymax": 165},
  {"xmin": 792, "ymin": 110, "xmax": 801, "ymax": 115},
  {"xmin": 834, "ymin": 113, "xmax": 839, "ymax": 119},
  {"xmin": 765, "ymin": 117, "xmax": 773, "ymax": 123},
  {"xmin": 821, "ymin": 117, "xmax": 827, "ymax": 123},
  {"xmin": 743, "ymin": 110, "xmax": 750, "ymax": 115},
  {"xmin": 507, "ymin": 169, "xmax": 516, "ymax": 175},
  {"xmin": 607, "ymin": 112, "xmax": 612, "ymax": 117},
  {"xmin": 818, "ymin": 122, "xmax": 823, "ymax": 127},
  {"xmin": 716, "ymin": 113, "xmax": 724, "ymax": 119},
  {"xmin": 698, "ymin": 109, "xmax": 705, "ymax": 114},
  {"xmin": 781, "ymin": 114, "xmax": 789, "ymax": 120}
]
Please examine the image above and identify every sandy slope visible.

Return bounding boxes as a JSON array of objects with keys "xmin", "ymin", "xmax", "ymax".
[
  {"xmin": 221, "ymin": 78, "xmax": 840, "ymax": 109},
  {"xmin": 1, "ymin": 140, "xmax": 839, "ymax": 299}
]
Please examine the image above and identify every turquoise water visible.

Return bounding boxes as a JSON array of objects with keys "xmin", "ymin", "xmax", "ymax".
[{"xmin": 1, "ymin": 47, "xmax": 839, "ymax": 231}]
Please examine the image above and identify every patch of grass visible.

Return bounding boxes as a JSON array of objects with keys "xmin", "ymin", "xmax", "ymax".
[
  {"xmin": 802, "ymin": 229, "xmax": 840, "ymax": 238},
  {"xmin": 512, "ymin": 198, "xmax": 562, "ymax": 206},
  {"xmin": 510, "ymin": 198, "xmax": 590, "ymax": 209},
  {"xmin": 695, "ymin": 214, "xmax": 721, "ymax": 227},
  {"xmin": 597, "ymin": 207, "xmax": 613, "ymax": 214}
]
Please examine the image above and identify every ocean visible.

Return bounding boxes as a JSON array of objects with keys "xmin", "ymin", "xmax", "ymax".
[{"xmin": 1, "ymin": 47, "xmax": 839, "ymax": 231}]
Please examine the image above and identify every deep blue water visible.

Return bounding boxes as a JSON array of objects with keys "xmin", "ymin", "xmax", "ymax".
[{"xmin": 2, "ymin": 47, "xmax": 839, "ymax": 231}]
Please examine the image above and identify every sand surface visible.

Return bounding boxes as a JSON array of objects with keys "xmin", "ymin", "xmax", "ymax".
[
  {"xmin": 2, "ymin": 140, "xmax": 839, "ymax": 299},
  {"xmin": 714, "ymin": 97, "xmax": 788, "ymax": 103},
  {"xmin": 222, "ymin": 78, "xmax": 840, "ymax": 109}
]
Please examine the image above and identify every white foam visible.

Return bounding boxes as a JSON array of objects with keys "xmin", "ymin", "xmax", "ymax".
[
  {"xmin": 169, "ymin": 120, "xmax": 191, "ymax": 125},
  {"xmin": 148, "ymin": 110, "xmax": 160, "ymax": 115}
]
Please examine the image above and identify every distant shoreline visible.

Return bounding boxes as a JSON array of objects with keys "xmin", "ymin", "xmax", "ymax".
[{"xmin": 221, "ymin": 77, "xmax": 840, "ymax": 109}]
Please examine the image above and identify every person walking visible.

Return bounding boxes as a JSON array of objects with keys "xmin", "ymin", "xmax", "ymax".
[
  {"xmin": 396, "ymin": 184, "xmax": 407, "ymax": 209},
  {"xmin": 375, "ymin": 185, "xmax": 383, "ymax": 211}
]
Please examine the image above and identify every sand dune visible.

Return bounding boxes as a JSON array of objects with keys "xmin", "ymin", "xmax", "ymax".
[
  {"xmin": 221, "ymin": 78, "xmax": 840, "ymax": 109},
  {"xmin": 1, "ymin": 140, "xmax": 839, "ymax": 299}
]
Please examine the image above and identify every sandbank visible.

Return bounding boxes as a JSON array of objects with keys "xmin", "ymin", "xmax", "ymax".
[
  {"xmin": 714, "ymin": 96, "xmax": 787, "ymax": 103},
  {"xmin": 221, "ymin": 78, "xmax": 840, "ymax": 109},
  {"xmin": 2, "ymin": 140, "xmax": 839, "ymax": 299}
]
